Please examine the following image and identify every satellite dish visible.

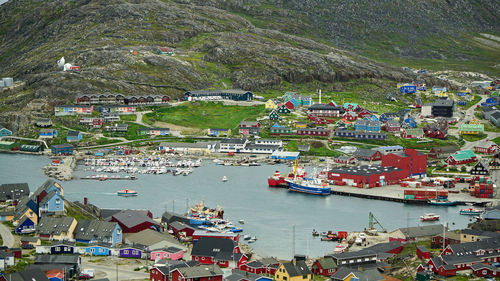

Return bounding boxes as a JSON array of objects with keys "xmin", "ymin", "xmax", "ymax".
[{"xmin": 57, "ymin": 57, "xmax": 65, "ymax": 68}]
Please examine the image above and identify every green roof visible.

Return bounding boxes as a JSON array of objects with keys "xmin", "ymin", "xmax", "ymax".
[
  {"xmin": 459, "ymin": 123, "xmax": 484, "ymax": 132},
  {"xmin": 451, "ymin": 150, "xmax": 476, "ymax": 161}
]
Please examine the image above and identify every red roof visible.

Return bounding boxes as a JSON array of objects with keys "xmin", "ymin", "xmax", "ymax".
[
  {"xmin": 160, "ymin": 47, "xmax": 173, "ymax": 52},
  {"xmin": 46, "ymin": 269, "xmax": 64, "ymax": 279}
]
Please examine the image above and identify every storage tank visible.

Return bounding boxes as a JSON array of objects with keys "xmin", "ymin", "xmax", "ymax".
[{"xmin": 2, "ymin": 77, "xmax": 13, "ymax": 87}]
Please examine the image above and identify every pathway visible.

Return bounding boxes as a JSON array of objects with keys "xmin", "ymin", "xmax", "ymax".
[{"xmin": 0, "ymin": 222, "xmax": 14, "ymax": 247}]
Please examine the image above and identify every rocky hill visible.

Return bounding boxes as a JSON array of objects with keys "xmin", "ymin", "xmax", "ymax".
[
  {"xmin": 191, "ymin": 0, "xmax": 500, "ymax": 73},
  {"xmin": 0, "ymin": 0, "xmax": 484, "ymax": 131}
]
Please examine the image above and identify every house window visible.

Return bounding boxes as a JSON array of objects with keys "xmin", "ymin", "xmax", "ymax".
[
  {"xmin": 124, "ymin": 250, "xmax": 129, "ymax": 254},
  {"xmin": 283, "ymin": 277, "xmax": 287, "ymax": 281},
  {"xmin": 303, "ymin": 275, "xmax": 307, "ymax": 279}
]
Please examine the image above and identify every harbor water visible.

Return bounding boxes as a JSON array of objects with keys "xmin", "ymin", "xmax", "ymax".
[{"xmin": 0, "ymin": 154, "xmax": 472, "ymax": 259}]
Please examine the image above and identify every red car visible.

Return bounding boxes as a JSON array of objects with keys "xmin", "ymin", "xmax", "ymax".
[{"xmin": 78, "ymin": 274, "xmax": 92, "ymax": 280}]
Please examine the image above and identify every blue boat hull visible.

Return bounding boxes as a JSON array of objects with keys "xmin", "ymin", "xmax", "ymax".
[
  {"xmin": 287, "ymin": 181, "xmax": 331, "ymax": 196},
  {"xmin": 428, "ymin": 200, "xmax": 457, "ymax": 206}
]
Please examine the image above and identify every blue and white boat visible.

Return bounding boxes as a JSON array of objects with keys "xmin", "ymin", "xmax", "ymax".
[
  {"xmin": 286, "ymin": 177, "xmax": 331, "ymax": 196},
  {"xmin": 428, "ymin": 199, "xmax": 457, "ymax": 206}
]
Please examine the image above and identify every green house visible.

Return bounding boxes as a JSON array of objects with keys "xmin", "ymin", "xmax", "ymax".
[
  {"xmin": 269, "ymin": 110, "xmax": 280, "ymax": 121},
  {"xmin": 277, "ymin": 105, "xmax": 291, "ymax": 114},
  {"xmin": 270, "ymin": 123, "xmax": 292, "ymax": 135},
  {"xmin": 157, "ymin": 47, "xmax": 175, "ymax": 56},
  {"xmin": 459, "ymin": 123, "xmax": 484, "ymax": 135}
]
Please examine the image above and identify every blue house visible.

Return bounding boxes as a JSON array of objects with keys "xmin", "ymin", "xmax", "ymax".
[
  {"xmin": 456, "ymin": 92, "xmax": 467, "ymax": 97},
  {"xmin": 363, "ymin": 115, "xmax": 379, "ymax": 121},
  {"xmin": 15, "ymin": 217, "xmax": 36, "ymax": 234},
  {"xmin": 51, "ymin": 144, "xmax": 73, "ymax": 155},
  {"xmin": 119, "ymin": 245, "xmax": 148, "ymax": 259},
  {"xmin": 207, "ymin": 128, "xmax": 231, "ymax": 137},
  {"xmin": 0, "ymin": 126, "xmax": 12, "ymax": 137},
  {"xmin": 379, "ymin": 113, "xmax": 399, "ymax": 122},
  {"xmin": 400, "ymin": 85, "xmax": 417, "ymax": 94},
  {"xmin": 289, "ymin": 98, "xmax": 299, "ymax": 108},
  {"xmin": 66, "ymin": 130, "xmax": 82, "ymax": 142},
  {"xmin": 403, "ymin": 118, "xmax": 418, "ymax": 128},
  {"xmin": 85, "ymin": 243, "xmax": 112, "ymax": 256},
  {"xmin": 354, "ymin": 120, "xmax": 381, "ymax": 132},
  {"xmin": 50, "ymin": 241, "xmax": 75, "ymax": 254},
  {"xmin": 35, "ymin": 179, "xmax": 63, "ymax": 198},
  {"xmin": 39, "ymin": 190, "xmax": 64, "ymax": 213},
  {"xmin": 74, "ymin": 220, "xmax": 122, "ymax": 246},
  {"xmin": 39, "ymin": 129, "xmax": 58, "ymax": 138}
]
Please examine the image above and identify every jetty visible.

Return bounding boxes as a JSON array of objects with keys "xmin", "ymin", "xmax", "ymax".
[{"xmin": 80, "ymin": 175, "xmax": 137, "ymax": 180}]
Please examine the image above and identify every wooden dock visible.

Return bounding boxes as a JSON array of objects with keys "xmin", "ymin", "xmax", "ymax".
[{"xmin": 80, "ymin": 176, "xmax": 137, "ymax": 181}]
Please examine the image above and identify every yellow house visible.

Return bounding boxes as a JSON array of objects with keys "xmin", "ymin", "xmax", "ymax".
[
  {"xmin": 37, "ymin": 216, "xmax": 78, "ymax": 240},
  {"xmin": 13, "ymin": 205, "xmax": 38, "ymax": 225},
  {"xmin": 265, "ymin": 99, "xmax": 278, "ymax": 111},
  {"xmin": 459, "ymin": 229, "xmax": 491, "ymax": 243},
  {"xmin": 294, "ymin": 121, "xmax": 308, "ymax": 128},
  {"xmin": 275, "ymin": 261, "xmax": 313, "ymax": 281}
]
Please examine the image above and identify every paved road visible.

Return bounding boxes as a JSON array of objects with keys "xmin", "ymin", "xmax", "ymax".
[
  {"xmin": 0, "ymin": 222, "xmax": 14, "ymax": 247},
  {"xmin": 81, "ymin": 259, "xmax": 149, "ymax": 281}
]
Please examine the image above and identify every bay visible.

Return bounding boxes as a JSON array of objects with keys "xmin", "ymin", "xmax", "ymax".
[{"xmin": 0, "ymin": 154, "xmax": 471, "ymax": 259}]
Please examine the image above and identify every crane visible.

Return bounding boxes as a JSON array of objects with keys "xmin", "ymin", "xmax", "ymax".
[{"xmin": 368, "ymin": 212, "xmax": 387, "ymax": 233}]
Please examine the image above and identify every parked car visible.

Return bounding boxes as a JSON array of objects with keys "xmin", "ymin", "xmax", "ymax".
[{"xmin": 78, "ymin": 274, "xmax": 92, "ymax": 280}]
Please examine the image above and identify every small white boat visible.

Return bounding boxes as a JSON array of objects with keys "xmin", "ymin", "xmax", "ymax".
[
  {"xmin": 243, "ymin": 235, "xmax": 251, "ymax": 240},
  {"xmin": 238, "ymin": 219, "xmax": 245, "ymax": 224},
  {"xmin": 222, "ymin": 176, "xmax": 228, "ymax": 182},
  {"xmin": 248, "ymin": 237, "xmax": 257, "ymax": 243}
]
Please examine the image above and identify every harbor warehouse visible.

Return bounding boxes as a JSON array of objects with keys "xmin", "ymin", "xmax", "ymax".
[
  {"xmin": 184, "ymin": 90, "xmax": 253, "ymax": 101},
  {"xmin": 328, "ymin": 165, "xmax": 406, "ymax": 185},
  {"xmin": 271, "ymin": 151, "xmax": 300, "ymax": 160}
]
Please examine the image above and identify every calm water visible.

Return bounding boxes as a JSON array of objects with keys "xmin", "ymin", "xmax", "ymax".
[{"xmin": 0, "ymin": 154, "xmax": 471, "ymax": 259}]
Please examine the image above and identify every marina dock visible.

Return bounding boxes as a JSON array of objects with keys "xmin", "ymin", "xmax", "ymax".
[{"xmin": 80, "ymin": 176, "xmax": 137, "ymax": 180}]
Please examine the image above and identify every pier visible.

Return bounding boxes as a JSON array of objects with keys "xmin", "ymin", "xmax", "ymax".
[{"xmin": 80, "ymin": 176, "xmax": 137, "ymax": 180}]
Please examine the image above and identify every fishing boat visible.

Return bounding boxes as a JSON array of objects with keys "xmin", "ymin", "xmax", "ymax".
[
  {"xmin": 312, "ymin": 229, "xmax": 319, "ymax": 236},
  {"xmin": 333, "ymin": 244, "xmax": 347, "ymax": 253},
  {"xmin": 420, "ymin": 213, "xmax": 440, "ymax": 221},
  {"xmin": 222, "ymin": 176, "xmax": 228, "ymax": 182},
  {"xmin": 229, "ymin": 227, "xmax": 243, "ymax": 233},
  {"xmin": 287, "ymin": 177, "xmax": 331, "ymax": 195},
  {"xmin": 268, "ymin": 171, "xmax": 287, "ymax": 187},
  {"xmin": 460, "ymin": 208, "xmax": 483, "ymax": 215},
  {"xmin": 286, "ymin": 160, "xmax": 330, "ymax": 195},
  {"xmin": 117, "ymin": 188, "xmax": 138, "ymax": 197},
  {"xmin": 428, "ymin": 199, "xmax": 457, "ymax": 206}
]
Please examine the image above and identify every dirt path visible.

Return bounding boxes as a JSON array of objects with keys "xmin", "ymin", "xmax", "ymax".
[{"xmin": 152, "ymin": 121, "xmax": 199, "ymax": 136}]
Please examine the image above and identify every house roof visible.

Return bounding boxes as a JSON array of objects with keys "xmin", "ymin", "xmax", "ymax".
[
  {"xmin": 474, "ymin": 139, "xmax": 498, "ymax": 148},
  {"xmin": 330, "ymin": 249, "xmax": 376, "ymax": 260},
  {"xmin": 449, "ymin": 150, "xmax": 476, "ymax": 161},
  {"xmin": 111, "ymin": 209, "xmax": 159, "ymax": 228},
  {"xmin": 176, "ymin": 264, "xmax": 223, "ymax": 278},
  {"xmin": 329, "ymin": 165, "xmax": 401, "ymax": 177},
  {"xmin": 191, "ymin": 237, "xmax": 237, "ymax": 258},
  {"xmin": 353, "ymin": 149, "xmax": 380, "ymax": 158},
  {"xmin": 432, "ymin": 99, "xmax": 454, "ymax": 107},
  {"xmin": 21, "ymin": 236, "xmax": 40, "ymax": 242},
  {"xmin": 13, "ymin": 196, "xmax": 37, "ymax": 221},
  {"xmin": 221, "ymin": 138, "xmax": 247, "ymax": 144},
  {"xmin": 282, "ymin": 261, "xmax": 311, "ymax": 277},
  {"xmin": 315, "ymin": 256, "xmax": 336, "ymax": 270},
  {"xmin": 365, "ymin": 241, "xmax": 403, "ymax": 254},
  {"xmin": 459, "ymin": 123, "xmax": 484, "ymax": 131},
  {"xmin": 308, "ymin": 104, "xmax": 345, "ymax": 112},
  {"xmin": 403, "ymin": 128, "xmax": 423, "ymax": 135},
  {"xmin": 4, "ymin": 268, "xmax": 50, "ymax": 281},
  {"xmin": 39, "ymin": 190, "xmax": 61, "ymax": 206},
  {"xmin": 0, "ymin": 183, "xmax": 29, "ymax": 201},
  {"xmin": 51, "ymin": 143, "xmax": 74, "ymax": 149},
  {"xmin": 34, "ymin": 254, "xmax": 80, "ymax": 264},
  {"xmin": 74, "ymin": 219, "xmax": 119, "ymax": 241},
  {"xmin": 169, "ymin": 221, "xmax": 195, "ymax": 232},
  {"xmin": 67, "ymin": 130, "xmax": 81, "ymax": 137},
  {"xmin": 394, "ymin": 224, "xmax": 445, "ymax": 238},
  {"xmin": 37, "ymin": 216, "xmax": 75, "ymax": 236},
  {"xmin": 39, "ymin": 128, "xmax": 57, "ymax": 133},
  {"xmin": 430, "ymin": 145, "xmax": 459, "ymax": 154},
  {"xmin": 483, "ymin": 209, "xmax": 500, "ymax": 220},
  {"xmin": 226, "ymin": 269, "xmax": 267, "ymax": 281},
  {"xmin": 448, "ymin": 238, "xmax": 500, "ymax": 255},
  {"xmin": 239, "ymin": 121, "xmax": 259, "ymax": 126},
  {"xmin": 125, "ymin": 229, "xmax": 183, "ymax": 249},
  {"xmin": 470, "ymin": 263, "xmax": 499, "ymax": 271}
]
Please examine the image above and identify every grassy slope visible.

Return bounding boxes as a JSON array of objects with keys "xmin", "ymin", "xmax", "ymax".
[{"xmin": 145, "ymin": 102, "xmax": 265, "ymax": 130}]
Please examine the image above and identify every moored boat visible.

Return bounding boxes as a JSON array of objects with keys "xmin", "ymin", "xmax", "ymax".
[
  {"xmin": 268, "ymin": 171, "xmax": 287, "ymax": 187},
  {"xmin": 222, "ymin": 176, "xmax": 228, "ymax": 182},
  {"xmin": 420, "ymin": 213, "xmax": 440, "ymax": 221},
  {"xmin": 312, "ymin": 229, "xmax": 319, "ymax": 236},
  {"xmin": 286, "ymin": 177, "xmax": 331, "ymax": 196},
  {"xmin": 460, "ymin": 208, "xmax": 483, "ymax": 215},
  {"xmin": 117, "ymin": 188, "xmax": 138, "ymax": 197},
  {"xmin": 428, "ymin": 199, "xmax": 457, "ymax": 206}
]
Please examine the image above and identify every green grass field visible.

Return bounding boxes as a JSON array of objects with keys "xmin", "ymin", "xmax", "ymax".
[
  {"xmin": 285, "ymin": 140, "xmax": 341, "ymax": 157},
  {"xmin": 461, "ymin": 133, "xmax": 488, "ymax": 142},
  {"xmin": 145, "ymin": 102, "xmax": 266, "ymax": 130}
]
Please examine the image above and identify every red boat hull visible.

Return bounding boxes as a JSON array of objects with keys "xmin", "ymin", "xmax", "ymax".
[{"xmin": 268, "ymin": 177, "xmax": 287, "ymax": 187}]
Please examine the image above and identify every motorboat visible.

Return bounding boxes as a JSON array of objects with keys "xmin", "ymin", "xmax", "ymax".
[
  {"xmin": 222, "ymin": 176, "xmax": 228, "ymax": 182},
  {"xmin": 117, "ymin": 188, "xmax": 138, "ymax": 197},
  {"xmin": 420, "ymin": 213, "xmax": 440, "ymax": 221}
]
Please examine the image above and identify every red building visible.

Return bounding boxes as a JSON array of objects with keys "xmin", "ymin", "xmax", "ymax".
[
  {"xmin": 343, "ymin": 111, "xmax": 358, "ymax": 121},
  {"xmin": 284, "ymin": 100, "xmax": 295, "ymax": 110},
  {"xmin": 431, "ymin": 232, "xmax": 461, "ymax": 249},
  {"xmin": 474, "ymin": 140, "xmax": 499, "ymax": 154},
  {"xmin": 311, "ymin": 257, "xmax": 337, "ymax": 276},
  {"xmin": 192, "ymin": 231, "xmax": 240, "ymax": 243},
  {"xmin": 471, "ymin": 263, "xmax": 499, "ymax": 277},
  {"xmin": 168, "ymin": 221, "xmax": 195, "ymax": 240},
  {"xmin": 381, "ymin": 149, "xmax": 427, "ymax": 178},
  {"xmin": 171, "ymin": 265, "xmax": 223, "ymax": 281},
  {"xmin": 296, "ymin": 127, "xmax": 330, "ymax": 136},
  {"xmin": 445, "ymin": 150, "xmax": 477, "ymax": 165},
  {"xmin": 191, "ymin": 237, "xmax": 247, "ymax": 268},
  {"xmin": 384, "ymin": 121, "xmax": 401, "ymax": 132},
  {"xmin": 150, "ymin": 266, "xmax": 169, "ymax": 281},
  {"xmin": 110, "ymin": 209, "xmax": 163, "ymax": 233},
  {"xmin": 328, "ymin": 165, "xmax": 407, "ymax": 186},
  {"xmin": 308, "ymin": 104, "xmax": 345, "ymax": 118},
  {"xmin": 423, "ymin": 125, "xmax": 447, "ymax": 139},
  {"xmin": 333, "ymin": 156, "xmax": 356, "ymax": 164},
  {"xmin": 417, "ymin": 246, "xmax": 431, "ymax": 260},
  {"xmin": 239, "ymin": 261, "xmax": 266, "ymax": 274}
]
